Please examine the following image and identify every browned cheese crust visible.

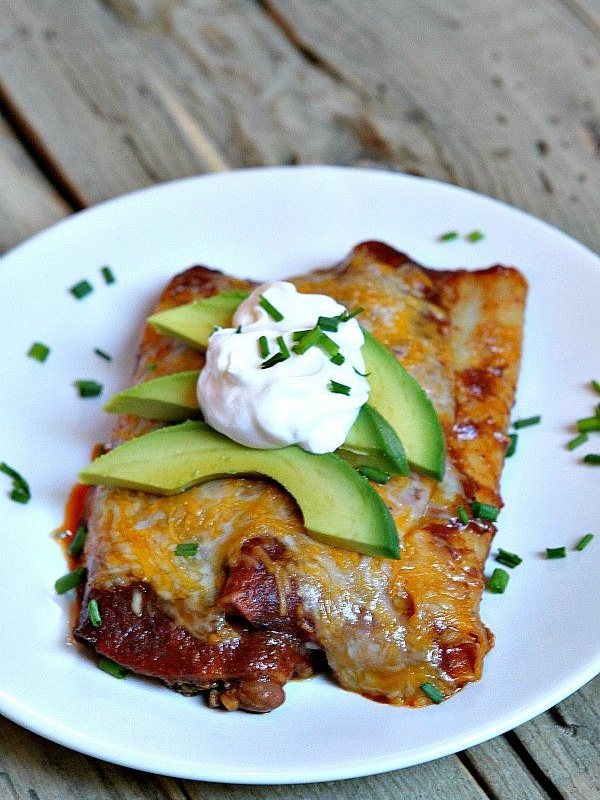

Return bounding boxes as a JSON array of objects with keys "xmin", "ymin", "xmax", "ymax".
[{"xmin": 75, "ymin": 240, "xmax": 527, "ymax": 712}]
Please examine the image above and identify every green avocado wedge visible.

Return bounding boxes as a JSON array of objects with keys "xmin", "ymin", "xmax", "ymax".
[
  {"xmin": 147, "ymin": 291, "xmax": 445, "ymax": 480},
  {"xmin": 103, "ymin": 371, "xmax": 408, "ymax": 476},
  {"xmin": 79, "ymin": 421, "xmax": 400, "ymax": 559},
  {"xmin": 103, "ymin": 370, "xmax": 202, "ymax": 422},
  {"xmin": 361, "ymin": 331, "xmax": 445, "ymax": 481},
  {"xmin": 147, "ymin": 290, "xmax": 248, "ymax": 348}
]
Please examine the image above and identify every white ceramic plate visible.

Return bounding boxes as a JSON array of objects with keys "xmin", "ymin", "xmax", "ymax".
[{"xmin": 1, "ymin": 166, "xmax": 599, "ymax": 784}]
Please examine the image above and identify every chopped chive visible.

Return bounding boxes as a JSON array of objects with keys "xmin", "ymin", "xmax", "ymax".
[
  {"xmin": 70, "ymin": 279, "xmax": 93, "ymax": 300},
  {"xmin": 505, "ymin": 433, "xmax": 518, "ymax": 457},
  {"xmin": 420, "ymin": 682, "xmax": 444, "ymax": 703},
  {"xmin": 546, "ymin": 546, "xmax": 567, "ymax": 559},
  {"xmin": 495, "ymin": 548, "xmax": 523, "ymax": 568},
  {"xmin": 567, "ymin": 432, "xmax": 589, "ymax": 451},
  {"xmin": 317, "ymin": 314, "xmax": 342, "ymax": 332},
  {"xmin": 457, "ymin": 505, "xmax": 470, "ymax": 525},
  {"xmin": 591, "ymin": 379, "xmax": 600, "ymax": 395},
  {"xmin": 258, "ymin": 294, "xmax": 284, "ymax": 322},
  {"xmin": 258, "ymin": 335, "xmax": 270, "ymax": 359},
  {"xmin": 261, "ymin": 352, "xmax": 287, "ymax": 369},
  {"xmin": 74, "ymin": 380, "xmax": 103, "ymax": 398},
  {"xmin": 353, "ymin": 367, "xmax": 370, "ymax": 378},
  {"xmin": 100, "ymin": 265, "xmax": 116, "ymax": 285},
  {"xmin": 357, "ymin": 465, "xmax": 390, "ymax": 484},
  {"xmin": 471, "ymin": 500, "xmax": 499, "ymax": 522},
  {"xmin": 575, "ymin": 533, "xmax": 594, "ymax": 551},
  {"xmin": 487, "ymin": 567, "xmax": 509, "ymax": 593},
  {"xmin": 1, "ymin": 462, "xmax": 31, "ymax": 504},
  {"xmin": 145, "ymin": 362, "xmax": 157, "ymax": 372},
  {"xmin": 577, "ymin": 416, "xmax": 600, "ymax": 433},
  {"xmin": 438, "ymin": 231, "xmax": 459, "ymax": 242},
  {"xmin": 98, "ymin": 657, "xmax": 128, "ymax": 679},
  {"xmin": 276, "ymin": 335, "xmax": 290, "ymax": 360},
  {"xmin": 292, "ymin": 329, "xmax": 311, "ymax": 342},
  {"xmin": 175, "ymin": 542, "xmax": 199, "ymax": 557},
  {"xmin": 94, "ymin": 348, "xmax": 112, "ymax": 362},
  {"xmin": 54, "ymin": 566, "xmax": 86, "ymax": 595},
  {"xmin": 68, "ymin": 523, "xmax": 88, "ymax": 556},
  {"xmin": 466, "ymin": 230, "xmax": 485, "ymax": 243},
  {"xmin": 235, "ymin": 325, "xmax": 242, "ymax": 334},
  {"xmin": 27, "ymin": 342, "xmax": 50, "ymax": 363},
  {"xmin": 330, "ymin": 352, "xmax": 345, "ymax": 366},
  {"xmin": 583, "ymin": 453, "xmax": 600, "ymax": 465},
  {"xmin": 341, "ymin": 306, "xmax": 364, "ymax": 321},
  {"xmin": 291, "ymin": 326, "xmax": 322, "ymax": 355},
  {"xmin": 329, "ymin": 380, "xmax": 351, "ymax": 396},
  {"xmin": 87, "ymin": 598, "xmax": 102, "ymax": 628},
  {"xmin": 513, "ymin": 415, "xmax": 541, "ymax": 429},
  {"xmin": 315, "ymin": 332, "xmax": 340, "ymax": 359}
]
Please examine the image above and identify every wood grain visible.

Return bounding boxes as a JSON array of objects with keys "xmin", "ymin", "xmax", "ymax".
[{"xmin": 0, "ymin": 1, "xmax": 599, "ymax": 797}]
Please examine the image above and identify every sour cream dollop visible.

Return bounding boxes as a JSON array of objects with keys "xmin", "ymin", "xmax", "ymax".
[{"xmin": 197, "ymin": 281, "xmax": 369, "ymax": 453}]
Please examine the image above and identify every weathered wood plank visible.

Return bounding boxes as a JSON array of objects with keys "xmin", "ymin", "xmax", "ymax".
[
  {"xmin": 0, "ymin": 113, "xmax": 70, "ymax": 253},
  {"xmin": 264, "ymin": 0, "xmax": 600, "ymax": 254},
  {"xmin": 0, "ymin": 712, "xmax": 494, "ymax": 800},
  {"xmin": 510, "ymin": 674, "xmax": 600, "ymax": 799}
]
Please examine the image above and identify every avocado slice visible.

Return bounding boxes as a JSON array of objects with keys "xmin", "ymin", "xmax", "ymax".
[
  {"xmin": 103, "ymin": 370, "xmax": 409, "ymax": 476},
  {"xmin": 361, "ymin": 331, "xmax": 445, "ymax": 481},
  {"xmin": 79, "ymin": 421, "xmax": 400, "ymax": 559},
  {"xmin": 338, "ymin": 405, "xmax": 408, "ymax": 476},
  {"xmin": 148, "ymin": 291, "xmax": 445, "ymax": 479},
  {"xmin": 147, "ymin": 290, "xmax": 248, "ymax": 348},
  {"xmin": 103, "ymin": 370, "xmax": 202, "ymax": 422}
]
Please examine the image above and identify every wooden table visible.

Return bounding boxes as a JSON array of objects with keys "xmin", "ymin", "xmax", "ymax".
[{"xmin": 1, "ymin": 2, "xmax": 599, "ymax": 798}]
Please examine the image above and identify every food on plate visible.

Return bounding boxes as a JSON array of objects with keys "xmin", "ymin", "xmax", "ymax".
[{"xmin": 70, "ymin": 240, "xmax": 527, "ymax": 712}]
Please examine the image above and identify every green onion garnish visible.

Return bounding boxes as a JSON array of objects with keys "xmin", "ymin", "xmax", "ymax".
[
  {"xmin": 276, "ymin": 335, "xmax": 290, "ymax": 359},
  {"xmin": 258, "ymin": 295, "xmax": 284, "ymax": 322},
  {"xmin": 567, "ymin": 432, "xmax": 589, "ymax": 451},
  {"xmin": 457, "ymin": 505, "xmax": 469, "ymax": 525},
  {"xmin": 315, "ymin": 332, "xmax": 340, "ymax": 359},
  {"xmin": 591, "ymin": 379, "xmax": 600, "ymax": 395},
  {"xmin": 471, "ymin": 500, "xmax": 499, "ymax": 521},
  {"xmin": 0, "ymin": 462, "xmax": 31, "ymax": 504},
  {"xmin": 420, "ymin": 682, "xmax": 444, "ymax": 703},
  {"xmin": 74, "ymin": 380, "xmax": 103, "ymax": 398},
  {"xmin": 317, "ymin": 314, "xmax": 342, "ymax": 332},
  {"xmin": 258, "ymin": 335, "xmax": 270, "ymax": 359},
  {"xmin": 353, "ymin": 367, "xmax": 370, "ymax": 378},
  {"xmin": 357, "ymin": 465, "xmax": 390, "ymax": 484},
  {"xmin": 330, "ymin": 352, "xmax": 345, "ymax": 366},
  {"xmin": 101, "ymin": 266, "xmax": 116, "ymax": 285},
  {"xmin": 87, "ymin": 598, "xmax": 102, "ymax": 628},
  {"xmin": 576, "ymin": 416, "xmax": 600, "ymax": 433},
  {"xmin": 487, "ymin": 567, "xmax": 509, "ymax": 594},
  {"xmin": 513, "ymin": 415, "xmax": 541, "ymax": 429},
  {"xmin": 70, "ymin": 279, "xmax": 93, "ymax": 300},
  {"xmin": 175, "ymin": 542, "xmax": 199, "ymax": 557},
  {"xmin": 98, "ymin": 657, "xmax": 128, "ymax": 679},
  {"xmin": 438, "ymin": 231, "xmax": 459, "ymax": 242},
  {"xmin": 329, "ymin": 380, "xmax": 351, "ymax": 396},
  {"xmin": 466, "ymin": 230, "xmax": 485, "ymax": 243},
  {"xmin": 575, "ymin": 533, "xmax": 594, "ymax": 551},
  {"xmin": 68, "ymin": 524, "xmax": 88, "ymax": 556},
  {"xmin": 94, "ymin": 348, "xmax": 112, "ymax": 361},
  {"xmin": 546, "ymin": 546, "xmax": 567, "ymax": 559},
  {"xmin": 495, "ymin": 548, "xmax": 523, "ymax": 568},
  {"xmin": 292, "ymin": 327, "xmax": 322, "ymax": 355},
  {"xmin": 341, "ymin": 306, "xmax": 364, "ymax": 322},
  {"xmin": 145, "ymin": 362, "xmax": 157, "ymax": 372},
  {"xmin": 27, "ymin": 342, "xmax": 50, "ymax": 362},
  {"xmin": 261, "ymin": 352, "xmax": 287, "ymax": 369},
  {"xmin": 505, "ymin": 433, "xmax": 518, "ymax": 457},
  {"xmin": 54, "ymin": 566, "xmax": 86, "ymax": 595},
  {"xmin": 583, "ymin": 453, "xmax": 600, "ymax": 465}
]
